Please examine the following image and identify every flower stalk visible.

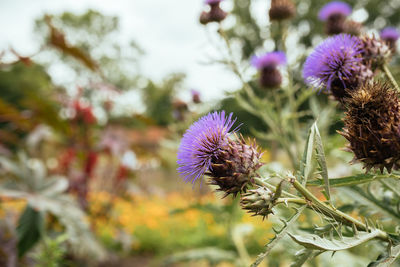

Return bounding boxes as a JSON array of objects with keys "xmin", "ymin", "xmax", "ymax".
[
  {"xmin": 289, "ymin": 177, "xmax": 390, "ymax": 241},
  {"xmin": 382, "ymin": 64, "xmax": 400, "ymax": 92}
]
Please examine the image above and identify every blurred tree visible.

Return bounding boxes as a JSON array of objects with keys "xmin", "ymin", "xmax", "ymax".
[
  {"xmin": 143, "ymin": 73, "xmax": 186, "ymax": 126},
  {"xmin": 0, "ymin": 62, "xmax": 67, "ymax": 149},
  {"xmin": 35, "ymin": 10, "xmax": 144, "ymax": 91}
]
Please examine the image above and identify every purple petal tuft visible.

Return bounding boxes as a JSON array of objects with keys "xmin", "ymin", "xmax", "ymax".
[
  {"xmin": 303, "ymin": 34, "xmax": 362, "ymax": 90},
  {"xmin": 318, "ymin": 1, "xmax": 352, "ymax": 21},
  {"xmin": 177, "ymin": 111, "xmax": 237, "ymax": 184},
  {"xmin": 380, "ymin": 27, "xmax": 400, "ymax": 41},
  {"xmin": 251, "ymin": 51, "xmax": 287, "ymax": 69}
]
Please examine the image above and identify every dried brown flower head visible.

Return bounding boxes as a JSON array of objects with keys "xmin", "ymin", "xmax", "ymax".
[
  {"xmin": 339, "ymin": 82, "xmax": 400, "ymax": 172},
  {"xmin": 269, "ymin": 0, "xmax": 296, "ymax": 21}
]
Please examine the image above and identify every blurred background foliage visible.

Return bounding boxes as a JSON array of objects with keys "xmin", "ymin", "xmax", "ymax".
[{"xmin": 0, "ymin": 0, "xmax": 399, "ymax": 266}]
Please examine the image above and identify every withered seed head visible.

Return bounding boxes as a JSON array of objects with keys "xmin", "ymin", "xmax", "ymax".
[
  {"xmin": 339, "ymin": 81, "xmax": 400, "ymax": 173},
  {"xmin": 269, "ymin": 0, "xmax": 296, "ymax": 21},
  {"xmin": 206, "ymin": 135, "xmax": 263, "ymax": 197},
  {"xmin": 360, "ymin": 35, "xmax": 392, "ymax": 70},
  {"xmin": 240, "ymin": 186, "xmax": 276, "ymax": 219}
]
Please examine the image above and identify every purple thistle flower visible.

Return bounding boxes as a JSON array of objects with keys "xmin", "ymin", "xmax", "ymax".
[
  {"xmin": 177, "ymin": 111, "xmax": 237, "ymax": 183},
  {"xmin": 380, "ymin": 27, "xmax": 400, "ymax": 42},
  {"xmin": 251, "ymin": 51, "xmax": 287, "ymax": 70},
  {"xmin": 191, "ymin": 89, "xmax": 201, "ymax": 103},
  {"xmin": 205, "ymin": 0, "xmax": 223, "ymax": 5},
  {"xmin": 318, "ymin": 1, "xmax": 352, "ymax": 21},
  {"xmin": 303, "ymin": 34, "xmax": 363, "ymax": 90}
]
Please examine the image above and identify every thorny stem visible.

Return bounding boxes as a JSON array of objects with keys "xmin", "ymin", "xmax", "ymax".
[
  {"xmin": 383, "ymin": 64, "xmax": 400, "ymax": 92},
  {"xmin": 289, "ymin": 178, "xmax": 390, "ymax": 241},
  {"xmin": 254, "ymin": 177, "xmax": 297, "ymax": 198},
  {"xmin": 217, "ymin": 26, "xmax": 257, "ymax": 100}
]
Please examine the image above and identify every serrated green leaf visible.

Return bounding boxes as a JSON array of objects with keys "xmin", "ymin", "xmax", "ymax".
[
  {"xmin": 251, "ymin": 206, "xmax": 306, "ymax": 267},
  {"xmin": 17, "ymin": 205, "xmax": 43, "ymax": 258},
  {"xmin": 299, "ymin": 123, "xmax": 316, "ymax": 185},
  {"xmin": 288, "ymin": 229, "xmax": 381, "ymax": 251},
  {"xmin": 314, "ymin": 125, "xmax": 330, "ymax": 201},
  {"xmin": 307, "ymin": 173, "xmax": 400, "ymax": 187}
]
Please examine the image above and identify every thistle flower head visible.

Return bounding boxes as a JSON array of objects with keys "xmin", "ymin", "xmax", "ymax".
[
  {"xmin": 251, "ymin": 51, "xmax": 287, "ymax": 70},
  {"xmin": 269, "ymin": 0, "xmax": 296, "ymax": 21},
  {"xmin": 177, "ymin": 111, "xmax": 263, "ymax": 196},
  {"xmin": 191, "ymin": 89, "xmax": 201, "ymax": 104},
  {"xmin": 339, "ymin": 82, "xmax": 400, "ymax": 173},
  {"xmin": 177, "ymin": 111, "xmax": 236, "ymax": 183},
  {"xmin": 303, "ymin": 34, "xmax": 363, "ymax": 91},
  {"xmin": 200, "ymin": 0, "xmax": 227, "ymax": 24},
  {"xmin": 380, "ymin": 27, "xmax": 400, "ymax": 42},
  {"xmin": 360, "ymin": 34, "xmax": 391, "ymax": 70},
  {"xmin": 318, "ymin": 1, "xmax": 352, "ymax": 21},
  {"xmin": 207, "ymin": 136, "xmax": 263, "ymax": 196},
  {"xmin": 252, "ymin": 52, "xmax": 286, "ymax": 89}
]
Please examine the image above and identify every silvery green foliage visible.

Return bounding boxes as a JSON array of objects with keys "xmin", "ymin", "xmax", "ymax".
[{"xmin": 0, "ymin": 154, "xmax": 106, "ymax": 261}]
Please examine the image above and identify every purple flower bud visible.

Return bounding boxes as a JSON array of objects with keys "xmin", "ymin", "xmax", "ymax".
[
  {"xmin": 191, "ymin": 89, "xmax": 201, "ymax": 104},
  {"xmin": 318, "ymin": 1, "xmax": 352, "ymax": 21}
]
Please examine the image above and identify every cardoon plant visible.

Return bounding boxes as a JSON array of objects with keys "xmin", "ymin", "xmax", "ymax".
[{"xmin": 175, "ymin": 0, "xmax": 400, "ymax": 266}]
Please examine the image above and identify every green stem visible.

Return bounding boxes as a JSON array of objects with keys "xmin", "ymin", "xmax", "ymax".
[
  {"xmin": 254, "ymin": 177, "xmax": 297, "ymax": 198},
  {"xmin": 383, "ymin": 64, "xmax": 400, "ymax": 92},
  {"xmin": 289, "ymin": 178, "xmax": 390, "ymax": 241}
]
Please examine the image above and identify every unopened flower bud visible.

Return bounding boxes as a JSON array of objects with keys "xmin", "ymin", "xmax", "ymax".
[
  {"xmin": 240, "ymin": 186, "xmax": 275, "ymax": 219},
  {"xmin": 191, "ymin": 89, "xmax": 201, "ymax": 104},
  {"xmin": 207, "ymin": 136, "xmax": 263, "ymax": 197},
  {"xmin": 199, "ymin": 0, "xmax": 227, "ymax": 25},
  {"xmin": 360, "ymin": 35, "xmax": 392, "ymax": 70},
  {"xmin": 269, "ymin": 0, "xmax": 296, "ymax": 21}
]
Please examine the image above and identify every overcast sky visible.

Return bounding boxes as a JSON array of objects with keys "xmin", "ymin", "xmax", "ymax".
[{"xmin": 0, "ymin": 0, "xmax": 249, "ymax": 103}]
